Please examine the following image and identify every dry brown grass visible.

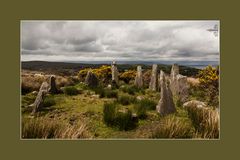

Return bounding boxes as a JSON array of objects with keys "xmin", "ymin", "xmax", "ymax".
[
  {"xmin": 187, "ymin": 77, "xmax": 200, "ymax": 86},
  {"xmin": 21, "ymin": 117, "xmax": 91, "ymax": 139},
  {"xmin": 185, "ymin": 105, "xmax": 220, "ymax": 139},
  {"xmin": 21, "ymin": 71, "xmax": 76, "ymax": 94}
]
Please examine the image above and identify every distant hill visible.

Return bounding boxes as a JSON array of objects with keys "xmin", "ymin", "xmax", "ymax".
[{"xmin": 21, "ymin": 61, "xmax": 200, "ymax": 77}]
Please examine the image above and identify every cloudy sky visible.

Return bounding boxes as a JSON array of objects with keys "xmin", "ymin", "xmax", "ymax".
[{"xmin": 21, "ymin": 20, "xmax": 219, "ymax": 62}]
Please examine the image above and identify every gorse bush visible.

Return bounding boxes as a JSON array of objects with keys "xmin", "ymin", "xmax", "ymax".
[
  {"xmin": 119, "ymin": 70, "xmax": 136, "ymax": 84},
  {"xmin": 186, "ymin": 106, "xmax": 219, "ymax": 139},
  {"xmin": 103, "ymin": 102, "xmax": 137, "ymax": 130},
  {"xmin": 22, "ymin": 117, "xmax": 90, "ymax": 139},
  {"xmin": 198, "ymin": 65, "xmax": 219, "ymax": 107},
  {"xmin": 78, "ymin": 65, "xmax": 112, "ymax": 84},
  {"xmin": 63, "ymin": 86, "xmax": 79, "ymax": 95},
  {"xmin": 117, "ymin": 94, "xmax": 136, "ymax": 105}
]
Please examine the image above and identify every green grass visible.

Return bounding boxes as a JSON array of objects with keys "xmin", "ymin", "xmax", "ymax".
[
  {"xmin": 21, "ymin": 82, "xmax": 218, "ymax": 139},
  {"xmin": 63, "ymin": 86, "xmax": 80, "ymax": 95}
]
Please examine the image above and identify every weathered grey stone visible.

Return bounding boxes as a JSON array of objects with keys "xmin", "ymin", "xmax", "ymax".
[
  {"xmin": 134, "ymin": 66, "xmax": 143, "ymax": 88},
  {"xmin": 170, "ymin": 63, "xmax": 179, "ymax": 81},
  {"xmin": 149, "ymin": 64, "xmax": 158, "ymax": 91},
  {"xmin": 156, "ymin": 71, "xmax": 176, "ymax": 116},
  {"xmin": 48, "ymin": 75, "xmax": 59, "ymax": 94},
  {"xmin": 111, "ymin": 61, "xmax": 119, "ymax": 86},
  {"xmin": 30, "ymin": 82, "xmax": 49, "ymax": 114},
  {"xmin": 183, "ymin": 100, "xmax": 207, "ymax": 109},
  {"xmin": 170, "ymin": 64, "xmax": 189, "ymax": 103},
  {"xmin": 85, "ymin": 70, "xmax": 99, "ymax": 87}
]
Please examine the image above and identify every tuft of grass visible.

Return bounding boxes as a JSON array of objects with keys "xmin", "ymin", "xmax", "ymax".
[
  {"xmin": 117, "ymin": 94, "xmax": 136, "ymax": 105},
  {"xmin": 43, "ymin": 96, "xmax": 56, "ymax": 107},
  {"xmin": 185, "ymin": 106, "xmax": 219, "ymax": 139},
  {"xmin": 150, "ymin": 116, "xmax": 193, "ymax": 138},
  {"xmin": 120, "ymin": 85, "xmax": 144, "ymax": 95},
  {"xmin": 115, "ymin": 110, "xmax": 136, "ymax": 131},
  {"xmin": 63, "ymin": 86, "xmax": 79, "ymax": 95},
  {"xmin": 21, "ymin": 117, "xmax": 91, "ymax": 139},
  {"xmin": 103, "ymin": 102, "xmax": 117, "ymax": 126},
  {"xmin": 103, "ymin": 102, "xmax": 137, "ymax": 131},
  {"xmin": 93, "ymin": 87, "xmax": 118, "ymax": 98}
]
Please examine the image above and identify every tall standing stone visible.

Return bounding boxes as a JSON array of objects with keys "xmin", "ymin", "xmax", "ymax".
[
  {"xmin": 134, "ymin": 66, "xmax": 143, "ymax": 88},
  {"xmin": 170, "ymin": 63, "xmax": 179, "ymax": 81},
  {"xmin": 156, "ymin": 70, "xmax": 176, "ymax": 116},
  {"xmin": 111, "ymin": 61, "xmax": 119, "ymax": 87},
  {"xmin": 85, "ymin": 70, "xmax": 99, "ymax": 88},
  {"xmin": 149, "ymin": 64, "xmax": 158, "ymax": 91},
  {"xmin": 48, "ymin": 75, "xmax": 58, "ymax": 94},
  {"xmin": 30, "ymin": 82, "xmax": 49, "ymax": 114},
  {"xmin": 170, "ymin": 64, "xmax": 189, "ymax": 102}
]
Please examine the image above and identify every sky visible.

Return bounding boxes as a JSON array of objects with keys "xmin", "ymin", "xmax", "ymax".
[{"xmin": 21, "ymin": 20, "xmax": 219, "ymax": 62}]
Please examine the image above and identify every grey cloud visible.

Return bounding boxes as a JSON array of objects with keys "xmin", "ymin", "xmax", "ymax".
[{"xmin": 21, "ymin": 20, "xmax": 219, "ymax": 61}]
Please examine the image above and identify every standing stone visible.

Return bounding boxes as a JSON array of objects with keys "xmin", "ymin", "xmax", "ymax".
[
  {"xmin": 111, "ymin": 61, "xmax": 119, "ymax": 87},
  {"xmin": 149, "ymin": 64, "xmax": 158, "ymax": 91},
  {"xmin": 170, "ymin": 64, "xmax": 179, "ymax": 81},
  {"xmin": 85, "ymin": 70, "xmax": 99, "ymax": 88},
  {"xmin": 48, "ymin": 75, "xmax": 58, "ymax": 94},
  {"xmin": 176, "ymin": 74, "xmax": 189, "ymax": 102},
  {"xmin": 134, "ymin": 66, "xmax": 143, "ymax": 88},
  {"xmin": 30, "ymin": 82, "xmax": 49, "ymax": 114},
  {"xmin": 170, "ymin": 64, "xmax": 189, "ymax": 102},
  {"xmin": 156, "ymin": 71, "xmax": 176, "ymax": 116}
]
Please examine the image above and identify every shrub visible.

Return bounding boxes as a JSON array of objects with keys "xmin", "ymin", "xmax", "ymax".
[
  {"xmin": 198, "ymin": 65, "xmax": 219, "ymax": 107},
  {"xmin": 186, "ymin": 106, "xmax": 219, "ymax": 139},
  {"xmin": 63, "ymin": 86, "xmax": 79, "ymax": 95},
  {"xmin": 78, "ymin": 65, "xmax": 112, "ymax": 84},
  {"xmin": 43, "ymin": 96, "xmax": 56, "ymax": 107},
  {"xmin": 21, "ymin": 117, "xmax": 90, "ymax": 139},
  {"xmin": 117, "ymin": 94, "xmax": 136, "ymax": 105},
  {"xmin": 150, "ymin": 116, "xmax": 193, "ymax": 138},
  {"xmin": 119, "ymin": 70, "xmax": 136, "ymax": 84}
]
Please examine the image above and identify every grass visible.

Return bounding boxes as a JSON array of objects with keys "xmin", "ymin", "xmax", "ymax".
[
  {"xmin": 117, "ymin": 94, "xmax": 136, "ymax": 105},
  {"xmin": 22, "ymin": 117, "xmax": 90, "ymax": 139},
  {"xmin": 63, "ymin": 86, "xmax": 79, "ymax": 95},
  {"xmin": 21, "ymin": 76, "xmax": 219, "ymax": 139},
  {"xmin": 103, "ymin": 102, "xmax": 137, "ymax": 131},
  {"xmin": 185, "ymin": 105, "xmax": 219, "ymax": 138},
  {"xmin": 150, "ymin": 116, "xmax": 194, "ymax": 138}
]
